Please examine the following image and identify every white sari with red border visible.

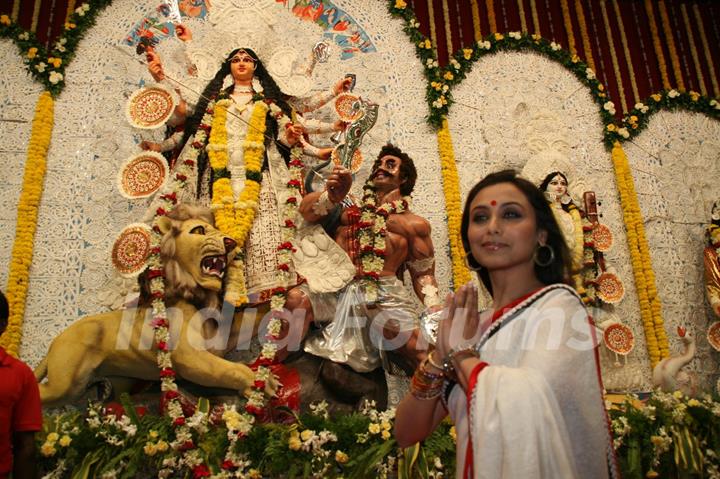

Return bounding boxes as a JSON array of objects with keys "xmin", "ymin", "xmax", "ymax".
[{"xmin": 447, "ymin": 284, "xmax": 618, "ymax": 479}]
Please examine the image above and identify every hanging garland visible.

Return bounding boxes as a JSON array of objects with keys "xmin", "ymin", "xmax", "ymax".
[
  {"xmin": 0, "ymin": 1, "xmax": 111, "ymax": 97},
  {"xmin": 611, "ymin": 142, "xmax": 668, "ymax": 366},
  {"xmin": 621, "ymin": 89, "xmax": 720, "ymax": 141},
  {"xmin": 356, "ymin": 180, "xmax": 411, "ymax": 300},
  {"xmin": 0, "ymin": 91, "xmax": 54, "ymax": 357},
  {"xmin": 437, "ymin": 118, "xmax": 471, "ymax": 289}
]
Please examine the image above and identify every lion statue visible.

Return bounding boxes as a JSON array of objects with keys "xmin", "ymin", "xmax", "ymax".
[{"xmin": 34, "ymin": 204, "xmax": 260, "ymax": 407}]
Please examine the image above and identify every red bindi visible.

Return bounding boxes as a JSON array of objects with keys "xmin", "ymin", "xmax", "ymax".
[{"xmin": 490, "ymin": 200, "xmax": 497, "ymax": 206}]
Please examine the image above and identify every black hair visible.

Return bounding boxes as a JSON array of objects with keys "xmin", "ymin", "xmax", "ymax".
[
  {"xmin": 460, "ymin": 169, "xmax": 572, "ymax": 295},
  {"xmin": 0, "ymin": 290, "xmax": 8, "ymax": 334},
  {"xmin": 371, "ymin": 143, "xmax": 417, "ymax": 196},
  {"xmin": 180, "ymin": 48, "xmax": 294, "ymax": 195}
]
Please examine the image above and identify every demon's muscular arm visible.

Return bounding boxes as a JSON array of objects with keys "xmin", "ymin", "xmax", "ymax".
[
  {"xmin": 300, "ymin": 165, "xmax": 352, "ymax": 223},
  {"xmin": 406, "ymin": 217, "xmax": 441, "ymax": 310}
]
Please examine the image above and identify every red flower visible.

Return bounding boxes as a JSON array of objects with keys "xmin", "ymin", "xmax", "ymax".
[
  {"xmin": 254, "ymin": 380, "xmax": 266, "ymax": 389},
  {"xmin": 176, "ymin": 173, "xmax": 187, "ymax": 181},
  {"xmin": 192, "ymin": 465, "xmax": 211, "ymax": 478},
  {"xmin": 357, "ymin": 221, "xmax": 373, "ymax": 229},
  {"xmin": 135, "ymin": 406, "xmax": 148, "ymax": 417},
  {"xmin": 277, "ymin": 263, "xmax": 290, "ymax": 272},
  {"xmin": 287, "ymin": 179, "xmax": 301, "ymax": 188},
  {"xmin": 286, "ymin": 196, "xmax": 298, "ymax": 204},
  {"xmin": 360, "ymin": 245, "xmax": 374, "ymax": 254},
  {"xmin": 165, "ymin": 390, "xmax": 179, "ymax": 400},
  {"xmin": 289, "ymin": 159, "xmax": 304, "ymax": 168},
  {"xmin": 103, "ymin": 402, "xmax": 125, "ymax": 419},
  {"xmin": 206, "ymin": 108, "xmax": 214, "ymax": 115},
  {"xmin": 160, "ymin": 192, "xmax": 177, "ymax": 203},
  {"xmin": 191, "ymin": 141, "xmax": 203, "ymax": 149},
  {"xmin": 284, "ymin": 219, "xmax": 296, "ymax": 228},
  {"xmin": 150, "ymin": 246, "xmax": 161, "ymax": 254},
  {"xmin": 198, "ymin": 124, "xmax": 210, "ymax": 131},
  {"xmin": 376, "ymin": 209, "xmax": 390, "ymax": 218},
  {"xmin": 156, "ymin": 207, "xmax": 167, "ymax": 216},
  {"xmin": 147, "ymin": 269, "xmax": 164, "ymax": 279},
  {"xmin": 374, "ymin": 248, "xmax": 386, "ymax": 257},
  {"xmin": 173, "ymin": 417, "xmax": 186, "ymax": 427},
  {"xmin": 157, "ymin": 340, "xmax": 168, "ymax": 351},
  {"xmin": 365, "ymin": 271, "xmax": 380, "ymax": 280},
  {"xmin": 151, "ymin": 291, "xmax": 164, "ymax": 299},
  {"xmin": 245, "ymin": 404, "xmax": 265, "ymax": 416},
  {"xmin": 177, "ymin": 439, "xmax": 194, "ymax": 451},
  {"xmin": 271, "ymin": 286, "xmax": 286, "ymax": 296},
  {"xmin": 160, "ymin": 368, "xmax": 176, "ymax": 378},
  {"xmin": 277, "ymin": 242, "xmax": 294, "ymax": 251},
  {"xmin": 221, "ymin": 460, "xmax": 237, "ymax": 471},
  {"xmin": 152, "ymin": 317, "xmax": 168, "ymax": 328}
]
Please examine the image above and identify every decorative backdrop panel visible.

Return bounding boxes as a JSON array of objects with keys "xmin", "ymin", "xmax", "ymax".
[
  {"xmin": 447, "ymin": 50, "xmax": 651, "ymax": 391},
  {"xmin": 8, "ymin": 0, "xmax": 452, "ymax": 367},
  {"xmin": 624, "ymin": 110, "xmax": 720, "ymax": 390}
]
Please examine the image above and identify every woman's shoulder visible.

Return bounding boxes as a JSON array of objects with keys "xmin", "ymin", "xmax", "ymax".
[{"xmin": 530, "ymin": 283, "xmax": 585, "ymax": 312}]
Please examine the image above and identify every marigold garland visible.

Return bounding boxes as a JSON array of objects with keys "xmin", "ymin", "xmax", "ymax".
[
  {"xmin": 437, "ymin": 117, "xmax": 471, "ymax": 288},
  {"xmin": 205, "ymin": 98, "xmax": 269, "ymax": 305},
  {"xmin": 0, "ymin": 91, "xmax": 53, "ymax": 357},
  {"xmin": 611, "ymin": 142, "xmax": 668, "ymax": 366}
]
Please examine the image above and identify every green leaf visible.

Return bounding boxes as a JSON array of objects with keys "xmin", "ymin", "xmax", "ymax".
[{"xmin": 71, "ymin": 449, "xmax": 102, "ymax": 479}]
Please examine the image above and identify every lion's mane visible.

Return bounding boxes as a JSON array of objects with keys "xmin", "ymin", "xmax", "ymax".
[{"xmin": 139, "ymin": 204, "xmax": 221, "ymax": 310}]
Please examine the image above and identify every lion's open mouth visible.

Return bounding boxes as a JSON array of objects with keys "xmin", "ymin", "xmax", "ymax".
[{"xmin": 201, "ymin": 254, "xmax": 227, "ymax": 278}]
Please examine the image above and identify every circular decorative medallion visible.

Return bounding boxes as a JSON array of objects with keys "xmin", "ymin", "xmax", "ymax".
[
  {"xmin": 596, "ymin": 272, "xmax": 625, "ymax": 304},
  {"xmin": 117, "ymin": 152, "xmax": 168, "ymax": 199},
  {"xmin": 126, "ymin": 84, "xmax": 176, "ymax": 129},
  {"xmin": 334, "ymin": 93, "xmax": 363, "ymax": 122},
  {"xmin": 593, "ymin": 223, "xmax": 614, "ymax": 252},
  {"xmin": 331, "ymin": 147, "xmax": 363, "ymax": 173},
  {"xmin": 604, "ymin": 323, "xmax": 635, "ymax": 355},
  {"xmin": 112, "ymin": 223, "xmax": 152, "ymax": 278},
  {"xmin": 708, "ymin": 321, "xmax": 720, "ymax": 352}
]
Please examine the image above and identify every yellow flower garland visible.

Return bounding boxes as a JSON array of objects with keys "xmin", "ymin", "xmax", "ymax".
[
  {"xmin": 208, "ymin": 99, "xmax": 266, "ymax": 243},
  {"xmin": 611, "ymin": 142, "xmax": 668, "ymax": 366},
  {"xmin": 437, "ymin": 117, "xmax": 471, "ymax": 288},
  {"xmin": 205, "ymin": 98, "xmax": 269, "ymax": 305},
  {"xmin": 1, "ymin": 91, "xmax": 54, "ymax": 357}
]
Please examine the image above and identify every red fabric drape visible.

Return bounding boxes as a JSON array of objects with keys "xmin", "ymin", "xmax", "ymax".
[{"xmin": 3, "ymin": 0, "xmax": 720, "ymax": 114}]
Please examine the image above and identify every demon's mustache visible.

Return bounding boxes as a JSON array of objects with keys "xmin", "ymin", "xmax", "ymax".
[{"xmin": 372, "ymin": 168, "xmax": 391, "ymax": 179}]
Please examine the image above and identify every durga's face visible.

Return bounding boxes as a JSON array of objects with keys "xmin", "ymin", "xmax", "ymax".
[
  {"xmin": 546, "ymin": 174, "xmax": 568, "ymax": 201},
  {"xmin": 229, "ymin": 50, "xmax": 256, "ymax": 83}
]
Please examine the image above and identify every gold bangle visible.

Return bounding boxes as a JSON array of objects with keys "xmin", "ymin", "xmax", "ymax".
[{"xmin": 427, "ymin": 351, "xmax": 444, "ymax": 371}]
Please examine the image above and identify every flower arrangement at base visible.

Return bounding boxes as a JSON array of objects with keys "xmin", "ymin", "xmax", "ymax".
[
  {"xmin": 35, "ymin": 398, "xmax": 458, "ymax": 478},
  {"xmin": 608, "ymin": 391, "xmax": 720, "ymax": 478}
]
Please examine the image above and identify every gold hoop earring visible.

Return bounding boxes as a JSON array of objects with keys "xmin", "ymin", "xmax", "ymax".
[{"xmin": 534, "ymin": 244, "xmax": 555, "ymax": 267}]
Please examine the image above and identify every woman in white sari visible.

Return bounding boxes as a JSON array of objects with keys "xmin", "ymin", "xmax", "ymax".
[{"xmin": 395, "ymin": 170, "xmax": 617, "ymax": 478}]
